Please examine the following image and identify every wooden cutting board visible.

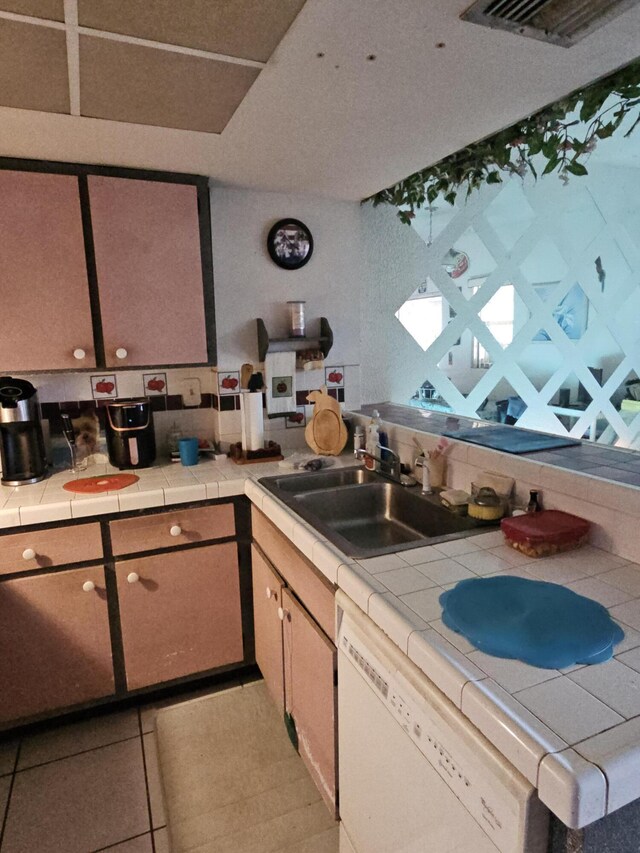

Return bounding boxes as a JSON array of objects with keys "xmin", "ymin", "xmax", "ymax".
[{"xmin": 305, "ymin": 388, "xmax": 347, "ymax": 455}]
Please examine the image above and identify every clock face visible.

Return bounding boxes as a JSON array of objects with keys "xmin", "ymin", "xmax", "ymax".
[{"xmin": 267, "ymin": 219, "xmax": 314, "ymax": 270}]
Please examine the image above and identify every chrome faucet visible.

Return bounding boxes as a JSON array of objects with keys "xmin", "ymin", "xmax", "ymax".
[{"xmin": 355, "ymin": 444, "xmax": 417, "ymax": 487}]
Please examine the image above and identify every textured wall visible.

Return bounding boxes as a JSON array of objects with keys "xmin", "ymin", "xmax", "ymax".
[{"xmin": 210, "ymin": 186, "xmax": 363, "ymax": 372}]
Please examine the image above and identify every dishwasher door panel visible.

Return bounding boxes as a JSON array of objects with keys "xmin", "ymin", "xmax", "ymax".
[{"xmin": 339, "ymin": 650, "xmax": 498, "ymax": 853}]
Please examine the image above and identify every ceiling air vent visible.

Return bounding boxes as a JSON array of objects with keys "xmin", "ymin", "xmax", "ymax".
[{"xmin": 461, "ymin": 0, "xmax": 640, "ymax": 46}]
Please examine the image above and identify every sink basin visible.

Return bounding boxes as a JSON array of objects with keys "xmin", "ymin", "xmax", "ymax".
[
  {"xmin": 259, "ymin": 467, "xmax": 495, "ymax": 558},
  {"xmin": 266, "ymin": 467, "xmax": 379, "ymax": 493}
]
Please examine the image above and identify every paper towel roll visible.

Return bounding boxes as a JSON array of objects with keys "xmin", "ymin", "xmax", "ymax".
[{"xmin": 240, "ymin": 391, "xmax": 264, "ymax": 452}]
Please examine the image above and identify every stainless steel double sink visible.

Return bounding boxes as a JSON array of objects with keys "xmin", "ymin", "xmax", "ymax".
[{"xmin": 259, "ymin": 466, "xmax": 498, "ymax": 559}]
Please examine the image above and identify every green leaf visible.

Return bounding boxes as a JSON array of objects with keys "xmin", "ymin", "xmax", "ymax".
[
  {"xmin": 566, "ymin": 161, "xmax": 588, "ymax": 176},
  {"xmin": 364, "ymin": 56, "xmax": 640, "ymax": 214},
  {"xmin": 527, "ymin": 134, "xmax": 543, "ymax": 155},
  {"xmin": 595, "ymin": 123, "xmax": 615, "ymax": 139}
]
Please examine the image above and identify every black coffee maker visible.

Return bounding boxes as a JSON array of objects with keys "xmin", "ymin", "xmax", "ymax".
[
  {"xmin": 105, "ymin": 398, "xmax": 156, "ymax": 469},
  {"xmin": 0, "ymin": 377, "xmax": 47, "ymax": 486}
]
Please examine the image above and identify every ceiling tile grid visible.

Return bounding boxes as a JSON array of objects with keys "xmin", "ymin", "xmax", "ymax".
[
  {"xmin": 0, "ymin": 17, "xmax": 69, "ymax": 114},
  {"xmin": 0, "ymin": 0, "xmax": 305, "ymax": 132},
  {"xmin": 76, "ymin": 0, "xmax": 306, "ymax": 63},
  {"xmin": 79, "ymin": 35, "xmax": 260, "ymax": 134}
]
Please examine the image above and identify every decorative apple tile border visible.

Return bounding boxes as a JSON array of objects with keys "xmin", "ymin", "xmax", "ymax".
[
  {"xmin": 218, "ymin": 371, "xmax": 240, "ymax": 395},
  {"xmin": 91, "ymin": 374, "xmax": 118, "ymax": 399},
  {"xmin": 325, "ymin": 366, "xmax": 344, "ymax": 387},
  {"xmin": 286, "ymin": 406, "xmax": 307, "ymax": 428},
  {"xmin": 143, "ymin": 372, "xmax": 167, "ymax": 396}
]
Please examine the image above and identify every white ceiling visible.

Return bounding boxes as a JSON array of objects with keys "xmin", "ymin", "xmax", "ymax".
[{"xmin": 0, "ymin": 0, "xmax": 639, "ymax": 200}]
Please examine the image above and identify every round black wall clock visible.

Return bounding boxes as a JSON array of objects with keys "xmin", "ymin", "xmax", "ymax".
[{"xmin": 267, "ymin": 219, "xmax": 314, "ymax": 270}]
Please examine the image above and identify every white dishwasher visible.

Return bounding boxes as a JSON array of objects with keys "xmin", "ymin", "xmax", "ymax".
[{"xmin": 337, "ymin": 592, "xmax": 549, "ymax": 853}]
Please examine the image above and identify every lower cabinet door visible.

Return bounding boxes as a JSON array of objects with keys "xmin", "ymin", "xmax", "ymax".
[
  {"xmin": 282, "ymin": 588, "xmax": 337, "ymax": 815},
  {"xmin": 116, "ymin": 543, "xmax": 243, "ymax": 690},
  {"xmin": 251, "ymin": 545, "xmax": 285, "ymax": 712},
  {"xmin": 0, "ymin": 565, "xmax": 114, "ymax": 724}
]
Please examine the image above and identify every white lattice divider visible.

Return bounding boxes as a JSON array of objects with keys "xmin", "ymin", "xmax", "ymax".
[{"xmin": 395, "ymin": 165, "xmax": 640, "ymax": 449}]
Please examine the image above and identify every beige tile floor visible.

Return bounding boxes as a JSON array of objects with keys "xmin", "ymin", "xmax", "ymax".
[{"xmin": 0, "ymin": 677, "xmax": 249, "ymax": 853}]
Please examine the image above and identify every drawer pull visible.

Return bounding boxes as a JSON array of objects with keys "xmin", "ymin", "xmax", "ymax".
[
  {"xmin": 115, "ymin": 347, "xmax": 128, "ymax": 360},
  {"xmin": 22, "ymin": 548, "xmax": 36, "ymax": 561},
  {"xmin": 277, "ymin": 606, "xmax": 288, "ymax": 622},
  {"xmin": 266, "ymin": 587, "xmax": 275, "ymax": 600},
  {"xmin": 82, "ymin": 580, "xmax": 96, "ymax": 592},
  {"xmin": 73, "ymin": 348, "xmax": 86, "ymax": 360},
  {"xmin": 127, "ymin": 572, "xmax": 140, "ymax": 584},
  {"xmin": 169, "ymin": 524, "xmax": 182, "ymax": 537}
]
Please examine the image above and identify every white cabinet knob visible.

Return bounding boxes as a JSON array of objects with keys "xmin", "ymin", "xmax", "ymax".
[
  {"xmin": 22, "ymin": 548, "xmax": 36, "ymax": 561},
  {"xmin": 82, "ymin": 580, "xmax": 96, "ymax": 592},
  {"xmin": 73, "ymin": 348, "xmax": 86, "ymax": 360},
  {"xmin": 169, "ymin": 524, "xmax": 182, "ymax": 537},
  {"xmin": 277, "ymin": 606, "xmax": 288, "ymax": 622},
  {"xmin": 115, "ymin": 347, "xmax": 128, "ymax": 360},
  {"xmin": 266, "ymin": 587, "xmax": 274, "ymax": 600},
  {"xmin": 127, "ymin": 572, "xmax": 140, "ymax": 584}
]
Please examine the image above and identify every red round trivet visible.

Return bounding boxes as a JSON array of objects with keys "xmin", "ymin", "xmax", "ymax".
[{"xmin": 63, "ymin": 474, "xmax": 139, "ymax": 493}]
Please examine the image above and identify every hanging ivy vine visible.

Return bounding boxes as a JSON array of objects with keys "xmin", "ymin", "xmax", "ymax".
[{"xmin": 366, "ymin": 58, "xmax": 640, "ymax": 225}]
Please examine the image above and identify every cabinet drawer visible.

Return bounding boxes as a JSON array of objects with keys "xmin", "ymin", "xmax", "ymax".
[
  {"xmin": 0, "ymin": 523, "xmax": 103, "ymax": 577},
  {"xmin": 252, "ymin": 508, "xmax": 335, "ymax": 642},
  {"xmin": 110, "ymin": 503, "xmax": 235, "ymax": 556}
]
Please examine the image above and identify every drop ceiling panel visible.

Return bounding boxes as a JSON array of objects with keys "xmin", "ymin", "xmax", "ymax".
[
  {"xmin": 77, "ymin": 0, "xmax": 306, "ymax": 62},
  {"xmin": 0, "ymin": 0, "xmax": 64, "ymax": 21},
  {"xmin": 0, "ymin": 18, "xmax": 69, "ymax": 113},
  {"xmin": 79, "ymin": 35, "xmax": 260, "ymax": 133}
]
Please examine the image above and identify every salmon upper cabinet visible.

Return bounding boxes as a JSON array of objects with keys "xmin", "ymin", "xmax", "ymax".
[
  {"xmin": 88, "ymin": 176, "xmax": 209, "ymax": 368},
  {"xmin": 0, "ymin": 170, "xmax": 95, "ymax": 372}
]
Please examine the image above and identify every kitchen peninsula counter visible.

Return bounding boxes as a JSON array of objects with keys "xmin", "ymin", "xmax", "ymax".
[{"xmin": 4, "ymin": 436, "xmax": 640, "ymax": 836}]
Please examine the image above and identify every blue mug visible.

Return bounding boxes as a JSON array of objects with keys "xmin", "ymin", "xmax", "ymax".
[{"xmin": 178, "ymin": 437, "xmax": 199, "ymax": 466}]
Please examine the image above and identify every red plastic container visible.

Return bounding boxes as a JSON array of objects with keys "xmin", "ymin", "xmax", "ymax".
[{"xmin": 501, "ymin": 510, "xmax": 590, "ymax": 558}]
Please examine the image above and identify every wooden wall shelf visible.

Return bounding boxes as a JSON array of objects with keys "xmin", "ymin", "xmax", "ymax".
[{"xmin": 256, "ymin": 317, "xmax": 333, "ymax": 363}]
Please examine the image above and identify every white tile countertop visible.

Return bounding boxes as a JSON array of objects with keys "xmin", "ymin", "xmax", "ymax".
[
  {"xmin": 5, "ymin": 453, "xmax": 640, "ymax": 830},
  {"xmin": 246, "ymin": 476, "xmax": 640, "ymax": 831},
  {"xmin": 0, "ymin": 454, "xmax": 358, "ymax": 528},
  {"xmin": 0, "ymin": 459, "xmax": 252, "ymax": 527}
]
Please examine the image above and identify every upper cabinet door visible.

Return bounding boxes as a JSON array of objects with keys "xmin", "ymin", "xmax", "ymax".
[
  {"xmin": 0, "ymin": 170, "xmax": 95, "ymax": 372},
  {"xmin": 88, "ymin": 176, "xmax": 208, "ymax": 368}
]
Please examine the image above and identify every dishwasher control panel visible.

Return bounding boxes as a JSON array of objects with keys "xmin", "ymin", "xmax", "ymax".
[{"xmin": 339, "ymin": 619, "xmax": 539, "ymax": 853}]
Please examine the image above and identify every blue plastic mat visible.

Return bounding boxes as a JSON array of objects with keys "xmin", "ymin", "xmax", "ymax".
[
  {"xmin": 442, "ymin": 426, "xmax": 579, "ymax": 454},
  {"xmin": 440, "ymin": 576, "xmax": 624, "ymax": 669}
]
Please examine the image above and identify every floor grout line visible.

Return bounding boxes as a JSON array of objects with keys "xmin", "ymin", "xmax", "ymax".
[
  {"xmin": 91, "ymin": 829, "xmax": 154, "ymax": 852},
  {"xmin": 14, "ymin": 732, "xmax": 142, "ymax": 774},
  {"xmin": 0, "ymin": 739, "xmax": 22, "ymax": 851},
  {"xmin": 138, "ymin": 709, "xmax": 157, "ymax": 853}
]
